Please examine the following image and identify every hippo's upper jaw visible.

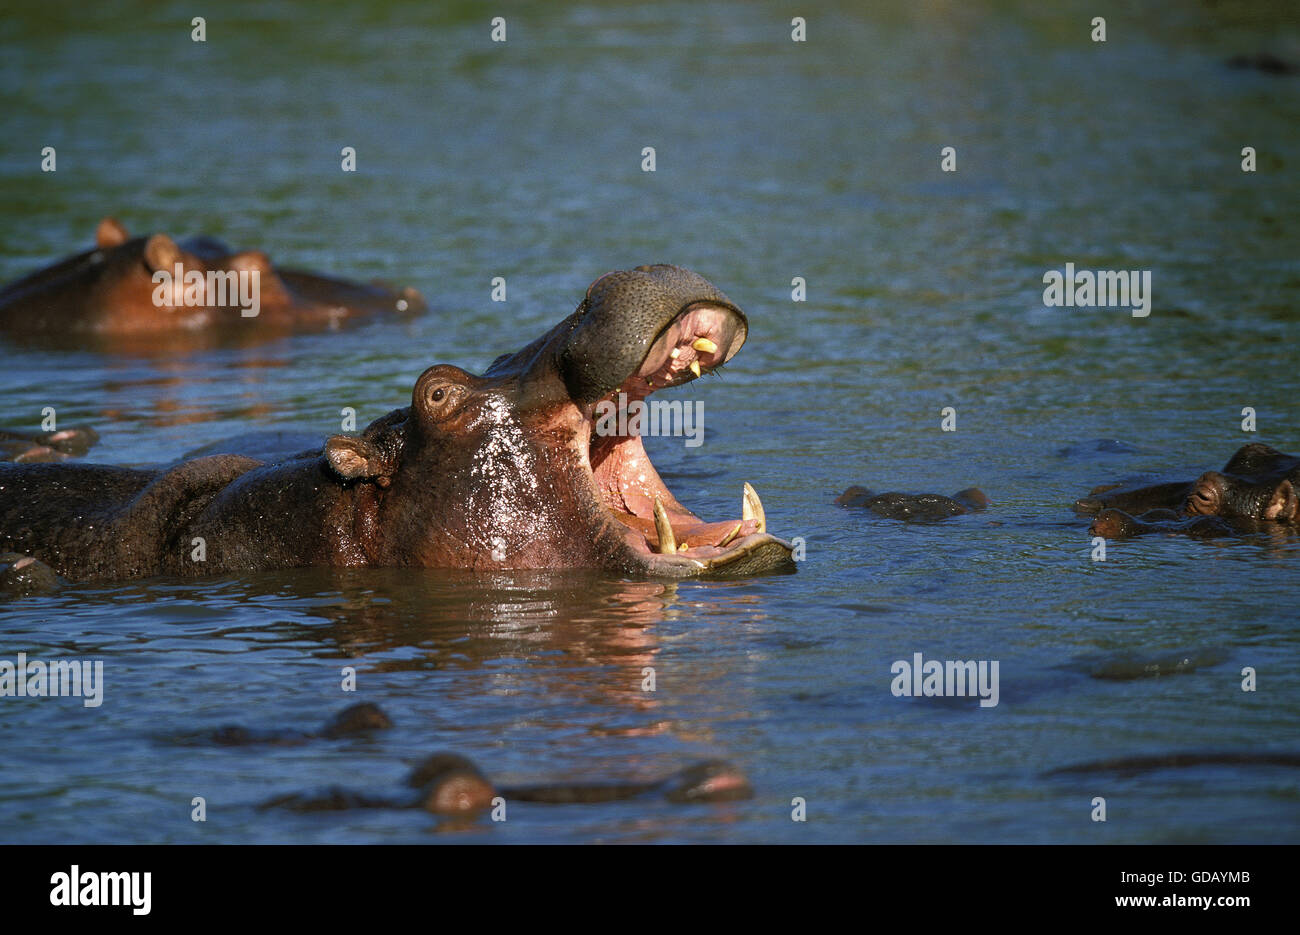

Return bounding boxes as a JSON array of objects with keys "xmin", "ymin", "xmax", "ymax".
[{"xmin": 389, "ymin": 264, "xmax": 798, "ymax": 578}]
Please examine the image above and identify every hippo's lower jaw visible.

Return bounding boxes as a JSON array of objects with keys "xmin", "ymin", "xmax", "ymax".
[
  {"xmin": 579, "ymin": 303, "xmax": 796, "ymax": 578},
  {"xmin": 595, "ymin": 432, "xmax": 798, "ymax": 578},
  {"xmin": 617, "ymin": 526, "xmax": 799, "ymax": 578}
]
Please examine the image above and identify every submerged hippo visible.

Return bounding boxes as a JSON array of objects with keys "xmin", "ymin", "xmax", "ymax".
[
  {"xmin": 262, "ymin": 751, "xmax": 753, "ymax": 816},
  {"xmin": 1087, "ymin": 508, "xmax": 1234, "ymax": 540},
  {"xmin": 1048, "ymin": 750, "xmax": 1300, "ymax": 777},
  {"xmin": 1226, "ymin": 52, "xmax": 1300, "ymax": 75},
  {"xmin": 0, "ymin": 265, "xmax": 795, "ymax": 580},
  {"xmin": 182, "ymin": 702, "xmax": 394, "ymax": 747},
  {"xmin": 1078, "ymin": 443, "xmax": 1299, "ymax": 538},
  {"xmin": 0, "ymin": 217, "xmax": 425, "ymax": 342},
  {"xmin": 835, "ymin": 485, "xmax": 989, "ymax": 521}
]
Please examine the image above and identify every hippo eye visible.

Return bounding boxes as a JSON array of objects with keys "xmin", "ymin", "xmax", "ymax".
[
  {"xmin": 423, "ymin": 382, "xmax": 465, "ymax": 418},
  {"xmin": 416, "ymin": 371, "xmax": 470, "ymax": 422}
]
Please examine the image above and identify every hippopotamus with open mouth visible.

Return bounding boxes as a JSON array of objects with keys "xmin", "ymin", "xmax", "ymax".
[
  {"xmin": 0, "ymin": 217, "xmax": 425, "ymax": 341},
  {"xmin": 1077, "ymin": 442, "xmax": 1300, "ymax": 538},
  {"xmin": 0, "ymin": 265, "xmax": 795, "ymax": 581}
]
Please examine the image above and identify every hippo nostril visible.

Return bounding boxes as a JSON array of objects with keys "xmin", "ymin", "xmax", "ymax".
[{"xmin": 1186, "ymin": 488, "xmax": 1218, "ymax": 517}]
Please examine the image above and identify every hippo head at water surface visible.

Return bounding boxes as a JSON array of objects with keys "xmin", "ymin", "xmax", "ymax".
[
  {"xmin": 1185, "ymin": 470, "xmax": 1298, "ymax": 524},
  {"xmin": 1078, "ymin": 442, "xmax": 1300, "ymax": 539},
  {"xmin": 309, "ymin": 264, "xmax": 795, "ymax": 577},
  {"xmin": 0, "ymin": 265, "xmax": 796, "ymax": 581},
  {"xmin": 0, "ymin": 216, "xmax": 425, "ymax": 341}
]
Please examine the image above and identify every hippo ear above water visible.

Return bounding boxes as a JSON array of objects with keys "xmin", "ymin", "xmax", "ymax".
[
  {"xmin": 325, "ymin": 435, "xmax": 391, "ymax": 485},
  {"xmin": 143, "ymin": 234, "xmax": 183, "ymax": 272},
  {"xmin": 1266, "ymin": 480, "xmax": 1298, "ymax": 522},
  {"xmin": 96, "ymin": 217, "xmax": 129, "ymax": 248}
]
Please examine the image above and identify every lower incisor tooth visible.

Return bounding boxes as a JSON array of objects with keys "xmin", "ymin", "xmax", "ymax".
[
  {"xmin": 689, "ymin": 360, "xmax": 702, "ymax": 378},
  {"xmin": 742, "ymin": 482, "xmax": 766, "ymax": 533},
  {"xmin": 719, "ymin": 522, "xmax": 742, "ymax": 547}
]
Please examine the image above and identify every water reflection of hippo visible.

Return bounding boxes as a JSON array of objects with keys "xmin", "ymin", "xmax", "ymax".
[
  {"xmin": 262, "ymin": 752, "xmax": 753, "ymax": 816},
  {"xmin": 0, "ymin": 265, "xmax": 795, "ymax": 581},
  {"xmin": 0, "ymin": 217, "xmax": 425, "ymax": 346},
  {"xmin": 1077, "ymin": 443, "xmax": 1300, "ymax": 538},
  {"xmin": 0, "ymin": 552, "xmax": 59, "ymax": 595},
  {"xmin": 0, "ymin": 426, "xmax": 99, "ymax": 462}
]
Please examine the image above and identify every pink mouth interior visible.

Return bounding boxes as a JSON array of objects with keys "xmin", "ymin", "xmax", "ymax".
[{"xmin": 588, "ymin": 305, "xmax": 760, "ymax": 557}]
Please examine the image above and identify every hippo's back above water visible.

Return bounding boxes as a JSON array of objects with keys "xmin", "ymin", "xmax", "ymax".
[{"xmin": 0, "ymin": 456, "xmax": 264, "ymax": 581}]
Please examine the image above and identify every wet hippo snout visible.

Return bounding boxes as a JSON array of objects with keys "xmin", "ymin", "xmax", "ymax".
[{"xmin": 1089, "ymin": 508, "xmax": 1137, "ymax": 539}]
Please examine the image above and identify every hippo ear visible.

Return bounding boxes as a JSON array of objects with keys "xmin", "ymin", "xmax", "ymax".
[
  {"xmin": 227, "ymin": 250, "xmax": 275, "ymax": 274},
  {"xmin": 325, "ymin": 435, "xmax": 390, "ymax": 484},
  {"xmin": 96, "ymin": 217, "xmax": 129, "ymax": 248},
  {"xmin": 1265, "ymin": 480, "xmax": 1297, "ymax": 522},
  {"xmin": 143, "ymin": 234, "xmax": 182, "ymax": 272}
]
